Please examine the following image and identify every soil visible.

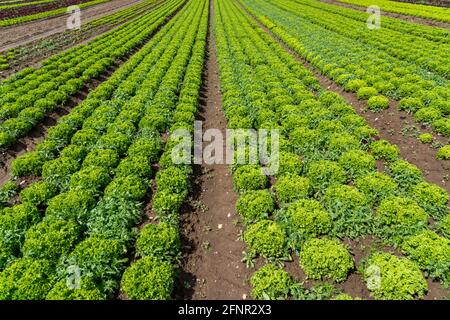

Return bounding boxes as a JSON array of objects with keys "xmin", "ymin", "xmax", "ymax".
[
  {"xmin": 174, "ymin": 0, "xmax": 251, "ymax": 300},
  {"xmin": 319, "ymin": 0, "xmax": 450, "ymax": 29},
  {"xmin": 0, "ymin": 0, "xmax": 144, "ymax": 51},
  {"xmin": 238, "ymin": 1, "xmax": 450, "ymax": 197}
]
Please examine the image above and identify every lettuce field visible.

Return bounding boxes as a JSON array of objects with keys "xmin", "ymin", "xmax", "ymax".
[{"xmin": 0, "ymin": 0, "xmax": 448, "ymax": 301}]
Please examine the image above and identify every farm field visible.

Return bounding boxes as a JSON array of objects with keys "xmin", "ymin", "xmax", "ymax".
[{"xmin": 0, "ymin": 0, "xmax": 449, "ymax": 303}]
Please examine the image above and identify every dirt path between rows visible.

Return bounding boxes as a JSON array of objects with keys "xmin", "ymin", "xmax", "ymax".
[
  {"xmin": 319, "ymin": 0, "xmax": 450, "ymax": 29},
  {"xmin": 238, "ymin": 1, "xmax": 450, "ymax": 196},
  {"xmin": 0, "ymin": 0, "xmax": 143, "ymax": 51},
  {"xmin": 175, "ymin": 0, "xmax": 251, "ymax": 300}
]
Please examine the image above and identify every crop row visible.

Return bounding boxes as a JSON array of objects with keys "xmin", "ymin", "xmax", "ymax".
[
  {"xmin": 290, "ymin": 0, "xmax": 450, "ymax": 76},
  {"xmin": 88, "ymin": 0, "xmax": 161, "ymax": 28},
  {"xmin": 214, "ymin": 0, "xmax": 449, "ymax": 300},
  {"xmin": 0, "ymin": 0, "xmax": 111, "ymax": 27},
  {"xmin": 240, "ymin": 0, "xmax": 449, "ymax": 158},
  {"xmin": 0, "ymin": 0, "xmax": 185, "ymax": 150},
  {"xmin": 291, "ymin": 0, "xmax": 449, "ymax": 44},
  {"xmin": 0, "ymin": 0, "xmax": 207, "ymax": 300},
  {"xmin": 0, "ymin": 0, "xmax": 56, "ymax": 9},
  {"xmin": 338, "ymin": 0, "xmax": 450, "ymax": 23}
]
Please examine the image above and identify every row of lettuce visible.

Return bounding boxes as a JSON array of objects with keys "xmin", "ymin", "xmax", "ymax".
[
  {"xmin": 1, "ymin": 0, "xmax": 163, "ymax": 75},
  {"xmin": 240, "ymin": 0, "xmax": 450, "ymax": 160},
  {"xmin": 0, "ymin": 0, "xmax": 111, "ymax": 27},
  {"xmin": 338, "ymin": 0, "xmax": 450, "ymax": 23},
  {"xmin": 0, "ymin": 0, "xmax": 56, "ymax": 10},
  {"xmin": 214, "ymin": 0, "xmax": 449, "ymax": 300},
  {"xmin": 0, "ymin": 0, "xmax": 184, "ymax": 150},
  {"xmin": 0, "ymin": 0, "xmax": 207, "ymax": 300}
]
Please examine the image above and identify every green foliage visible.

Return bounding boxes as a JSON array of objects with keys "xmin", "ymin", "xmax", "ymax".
[
  {"xmin": 71, "ymin": 129, "xmax": 100, "ymax": 149},
  {"xmin": 432, "ymin": 118, "xmax": 450, "ymax": 136},
  {"xmin": 363, "ymin": 252, "xmax": 427, "ymax": 300},
  {"xmin": 283, "ymin": 199, "xmax": 332, "ymax": 241},
  {"xmin": 398, "ymin": 97, "xmax": 424, "ymax": 112},
  {"xmin": 327, "ymin": 133, "xmax": 360, "ymax": 157},
  {"xmin": 299, "ymin": 238, "xmax": 353, "ymax": 282},
  {"xmin": 136, "ymin": 223, "xmax": 180, "ymax": 262},
  {"xmin": 46, "ymin": 277, "xmax": 106, "ymax": 300},
  {"xmin": 437, "ymin": 214, "xmax": 450, "ymax": 238},
  {"xmin": 244, "ymin": 220, "xmax": 287, "ymax": 259},
  {"xmin": 251, "ymin": 264, "xmax": 293, "ymax": 300},
  {"xmin": 60, "ymin": 144, "xmax": 88, "ymax": 163},
  {"xmin": 69, "ymin": 166, "xmax": 111, "ymax": 195},
  {"xmin": 276, "ymin": 152, "xmax": 302, "ymax": 177},
  {"xmin": 412, "ymin": 182, "xmax": 449, "ymax": 220},
  {"xmin": 436, "ymin": 145, "xmax": 450, "ymax": 161},
  {"xmin": 0, "ymin": 258, "xmax": 56, "ymax": 300},
  {"xmin": 96, "ymin": 133, "xmax": 131, "ymax": 156},
  {"xmin": 389, "ymin": 160, "xmax": 422, "ymax": 190},
  {"xmin": 104, "ymin": 175, "xmax": 147, "ymax": 201},
  {"xmin": 42, "ymin": 156, "xmax": 80, "ymax": 189},
  {"xmin": 22, "ymin": 218, "xmax": 80, "ymax": 261},
  {"xmin": 152, "ymin": 190, "xmax": 185, "ymax": 216},
  {"xmin": 0, "ymin": 181, "xmax": 18, "ymax": 206},
  {"xmin": 0, "ymin": 203, "xmax": 40, "ymax": 255},
  {"xmin": 155, "ymin": 167, "xmax": 189, "ymax": 195},
  {"xmin": 344, "ymin": 79, "xmax": 367, "ymax": 92},
  {"xmin": 233, "ymin": 165, "xmax": 268, "ymax": 193},
  {"xmin": 378, "ymin": 196, "xmax": 427, "ymax": 227},
  {"xmin": 11, "ymin": 152, "xmax": 43, "ymax": 177},
  {"xmin": 87, "ymin": 197, "xmax": 141, "ymax": 242},
  {"xmin": 370, "ymin": 140, "xmax": 399, "ymax": 161},
  {"xmin": 357, "ymin": 87, "xmax": 378, "ymax": 100},
  {"xmin": 414, "ymin": 107, "xmax": 442, "ymax": 124},
  {"xmin": 323, "ymin": 185, "xmax": 373, "ymax": 238},
  {"xmin": 127, "ymin": 137, "xmax": 162, "ymax": 162},
  {"xmin": 367, "ymin": 95, "xmax": 389, "ymax": 111},
  {"xmin": 116, "ymin": 156, "xmax": 152, "ymax": 178},
  {"xmin": 401, "ymin": 231, "xmax": 450, "ymax": 286},
  {"xmin": 338, "ymin": 149, "xmax": 376, "ymax": 179},
  {"xmin": 121, "ymin": 256, "xmax": 175, "ymax": 300},
  {"xmin": 306, "ymin": 160, "xmax": 347, "ymax": 192},
  {"xmin": 236, "ymin": 190, "xmax": 274, "ymax": 224},
  {"xmin": 60, "ymin": 237, "xmax": 127, "ymax": 295},
  {"xmin": 356, "ymin": 172, "xmax": 398, "ymax": 205},
  {"xmin": 273, "ymin": 175, "xmax": 311, "ymax": 205},
  {"xmin": 82, "ymin": 149, "xmax": 119, "ymax": 170},
  {"xmin": 46, "ymin": 190, "xmax": 96, "ymax": 225}
]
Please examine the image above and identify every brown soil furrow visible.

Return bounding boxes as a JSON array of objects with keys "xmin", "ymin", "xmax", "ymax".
[
  {"xmin": 238, "ymin": 0, "xmax": 450, "ymax": 195},
  {"xmin": 319, "ymin": 0, "xmax": 450, "ymax": 29},
  {"xmin": 0, "ymin": 0, "xmax": 144, "ymax": 51},
  {"xmin": 175, "ymin": 0, "xmax": 251, "ymax": 300}
]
